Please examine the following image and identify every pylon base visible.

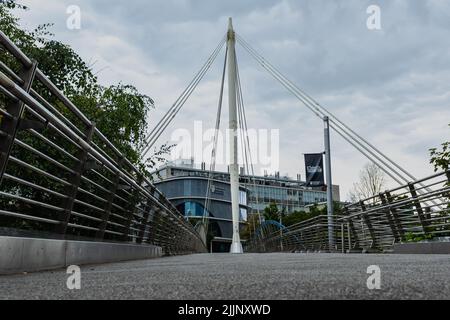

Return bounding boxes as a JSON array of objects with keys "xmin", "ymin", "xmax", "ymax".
[{"xmin": 230, "ymin": 242, "xmax": 243, "ymax": 254}]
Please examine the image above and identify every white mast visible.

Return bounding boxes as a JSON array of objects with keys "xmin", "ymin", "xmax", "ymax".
[{"xmin": 227, "ymin": 18, "xmax": 243, "ymax": 254}]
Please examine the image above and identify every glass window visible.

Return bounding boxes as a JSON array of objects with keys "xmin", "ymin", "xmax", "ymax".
[
  {"xmin": 176, "ymin": 201, "xmax": 210, "ymax": 217},
  {"xmin": 240, "ymin": 208, "xmax": 248, "ymax": 222},
  {"xmin": 239, "ymin": 190, "xmax": 247, "ymax": 205}
]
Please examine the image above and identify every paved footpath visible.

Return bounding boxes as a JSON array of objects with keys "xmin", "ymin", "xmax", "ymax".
[{"xmin": 1, "ymin": 253, "xmax": 449, "ymax": 300}]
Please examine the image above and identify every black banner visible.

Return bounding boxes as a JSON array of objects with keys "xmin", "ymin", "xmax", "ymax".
[{"xmin": 304, "ymin": 153, "xmax": 324, "ymax": 187}]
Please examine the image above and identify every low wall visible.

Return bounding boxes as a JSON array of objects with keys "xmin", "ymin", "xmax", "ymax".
[
  {"xmin": 0, "ymin": 236, "xmax": 162, "ymax": 275},
  {"xmin": 393, "ymin": 242, "xmax": 450, "ymax": 254}
]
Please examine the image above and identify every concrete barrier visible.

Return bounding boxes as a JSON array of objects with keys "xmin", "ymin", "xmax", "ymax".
[
  {"xmin": 393, "ymin": 242, "xmax": 450, "ymax": 254},
  {"xmin": 0, "ymin": 236, "xmax": 162, "ymax": 275}
]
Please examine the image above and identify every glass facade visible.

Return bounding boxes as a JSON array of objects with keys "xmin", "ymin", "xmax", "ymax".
[
  {"xmin": 176, "ymin": 201, "xmax": 210, "ymax": 218},
  {"xmin": 176, "ymin": 200, "xmax": 249, "ymax": 221},
  {"xmin": 157, "ymin": 177, "xmax": 249, "ymax": 222},
  {"xmin": 153, "ymin": 164, "xmax": 338, "ymax": 217},
  {"xmin": 247, "ymin": 185, "xmax": 328, "ymax": 213}
]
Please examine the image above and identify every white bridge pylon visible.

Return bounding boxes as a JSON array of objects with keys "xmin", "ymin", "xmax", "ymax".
[{"xmin": 227, "ymin": 18, "xmax": 244, "ymax": 254}]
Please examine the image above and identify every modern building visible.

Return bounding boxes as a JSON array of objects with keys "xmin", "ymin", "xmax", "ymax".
[
  {"xmin": 241, "ymin": 173, "xmax": 340, "ymax": 214},
  {"xmin": 151, "ymin": 159, "xmax": 340, "ymax": 251},
  {"xmin": 152, "ymin": 160, "xmax": 249, "ymax": 252}
]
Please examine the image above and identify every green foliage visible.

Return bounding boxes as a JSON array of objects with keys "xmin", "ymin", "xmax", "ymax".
[
  {"xmin": 72, "ymin": 84, "xmax": 154, "ymax": 164},
  {"xmin": 0, "ymin": 3, "xmax": 171, "ymax": 235},
  {"xmin": 263, "ymin": 202, "xmax": 281, "ymax": 221},
  {"xmin": 0, "ymin": 0, "xmax": 27, "ymax": 9},
  {"xmin": 282, "ymin": 210, "xmax": 317, "ymax": 226},
  {"xmin": 30, "ymin": 40, "xmax": 98, "ymax": 98},
  {"xmin": 430, "ymin": 125, "xmax": 450, "ymax": 173},
  {"xmin": 261, "ymin": 201, "xmax": 343, "ymax": 227},
  {"xmin": 241, "ymin": 213, "xmax": 260, "ymax": 240},
  {"xmin": 404, "ymin": 232, "xmax": 434, "ymax": 243},
  {"xmin": 429, "ymin": 125, "xmax": 450, "ymax": 211},
  {"xmin": 0, "ymin": 3, "xmax": 168, "ymax": 168}
]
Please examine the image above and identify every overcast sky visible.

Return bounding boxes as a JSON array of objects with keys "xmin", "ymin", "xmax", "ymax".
[{"xmin": 14, "ymin": 0, "xmax": 450, "ymax": 200}]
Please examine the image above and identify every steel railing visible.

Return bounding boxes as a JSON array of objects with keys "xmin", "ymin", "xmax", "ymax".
[
  {"xmin": 246, "ymin": 170, "xmax": 450, "ymax": 253},
  {"xmin": 0, "ymin": 30, "xmax": 206, "ymax": 255}
]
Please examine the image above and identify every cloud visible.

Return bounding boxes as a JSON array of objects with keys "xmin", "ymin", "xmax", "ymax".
[{"xmin": 15, "ymin": 0, "xmax": 450, "ymax": 200}]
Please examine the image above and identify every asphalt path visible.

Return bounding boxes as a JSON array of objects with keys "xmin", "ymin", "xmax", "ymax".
[{"xmin": 1, "ymin": 253, "xmax": 449, "ymax": 300}]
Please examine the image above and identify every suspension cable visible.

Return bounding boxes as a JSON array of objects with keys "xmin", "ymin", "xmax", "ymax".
[
  {"xmin": 236, "ymin": 35, "xmax": 414, "ymax": 184},
  {"xmin": 143, "ymin": 37, "xmax": 225, "ymax": 156},
  {"xmin": 141, "ymin": 36, "xmax": 226, "ymax": 157},
  {"xmin": 236, "ymin": 34, "xmax": 443, "ymax": 208},
  {"xmin": 234, "ymin": 46, "xmax": 264, "ymax": 227},
  {"xmin": 203, "ymin": 46, "xmax": 228, "ymax": 228}
]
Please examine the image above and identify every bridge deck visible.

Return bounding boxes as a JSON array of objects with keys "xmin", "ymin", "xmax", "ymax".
[{"xmin": 1, "ymin": 253, "xmax": 449, "ymax": 300}]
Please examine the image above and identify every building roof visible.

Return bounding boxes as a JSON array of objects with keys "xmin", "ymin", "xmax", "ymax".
[{"xmin": 152, "ymin": 163, "xmax": 338, "ymax": 192}]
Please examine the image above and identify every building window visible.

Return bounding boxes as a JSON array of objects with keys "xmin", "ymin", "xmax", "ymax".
[
  {"xmin": 211, "ymin": 184, "xmax": 225, "ymax": 196},
  {"xmin": 176, "ymin": 201, "xmax": 210, "ymax": 218},
  {"xmin": 240, "ymin": 208, "xmax": 248, "ymax": 222},
  {"xmin": 239, "ymin": 190, "xmax": 247, "ymax": 206}
]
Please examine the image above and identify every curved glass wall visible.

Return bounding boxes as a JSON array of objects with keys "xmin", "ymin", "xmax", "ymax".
[{"xmin": 176, "ymin": 201, "xmax": 212, "ymax": 218}]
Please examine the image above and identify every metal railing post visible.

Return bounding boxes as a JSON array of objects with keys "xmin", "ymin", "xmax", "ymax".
[
  {"xmin": 137, "ymin": 201, "xmax": 153, "ymax": 244},
  {"xmin": 344, "ymin": 207, "xmax": 359, "ymax": 251},
  {"xmin": 56, "ymin": 122, "xmax": 96, "ymax": 235},
  {"xmin": 379, "ymin": 192, "xmax": 401, "ymax": 242},
  {"xmin": 408, "ymin": 182, "xmax": 430, "ymax": 234},
  {"xmin": 122, "ymin": 174, "xmax": 144, "ymax": 242},
  {"xmin": 0, "ymin": 60, "xmax": 37, "ymax": 184},
  {"xmin": 96, "ymin": 156, "xmax": 124, "ymax": 240},
  {"xmin": 347, "ymin": 221, "xmax": 352, "ymax": 253},
  {"xmin": 360, "ymin": 200, "xmax": 377, "ymax": 249},
  {"xmin": 385, "ymin": 191, "xmax": 405, "ymax": 240}
]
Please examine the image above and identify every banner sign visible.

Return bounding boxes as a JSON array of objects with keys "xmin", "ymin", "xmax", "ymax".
[{"xmin": 304, "ymin": 153, "xmax": 324, "ymax": 187}]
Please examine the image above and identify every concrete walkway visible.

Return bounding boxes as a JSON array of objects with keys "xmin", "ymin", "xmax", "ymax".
[{"xmin": 1, "ymin": 253, "xmax": 449, "ymax": 300}]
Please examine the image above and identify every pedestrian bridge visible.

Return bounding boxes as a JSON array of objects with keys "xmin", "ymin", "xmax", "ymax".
[{"xmin": 1, "ymin": 22, "xmax": 449, "ymax": 277}]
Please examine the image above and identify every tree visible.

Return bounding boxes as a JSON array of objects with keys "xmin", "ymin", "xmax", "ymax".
[
  {"xmin": 263, "ymin": 202, "xmax": 280, "ymax": 221},
  {"xmin": 348, "ymin": 163, "xmax": 387, "ymax": 203},
  {"xmin": 430, "ymin": 124, "xmax": 450, "ymax": 173},
  {"xmin": 240, "ymin": 213, "xmax": 261, "ymax": 240},
  {"xmin": 0, "ymin": 2, "xmax": 169, "ymax": 169},
  {"xmin": 72, "ymin": 84, "xmax": 154, "ymax": 165},
  {"xmin": 282, "ymin": 201, "xmax": 344, "ymax": 226},
  {"xmin": 282, "ymin": 210, "xmax": 313, "ymax": 226},
  {"xmin": 0, "ymin": 2, "xmax": 171, "ymax": 234},
  {"xmin": 430, "ymin": 124, "xmax": 450, "ymax": 217}
]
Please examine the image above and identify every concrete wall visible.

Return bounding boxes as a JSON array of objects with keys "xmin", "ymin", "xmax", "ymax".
[
  {"xmin": 393, "ymin": 242, "xmax": 450, "ymax": 254},
  {"xmin": 0, "ymin": 236, "xmax": 162, "ymax": 275}
]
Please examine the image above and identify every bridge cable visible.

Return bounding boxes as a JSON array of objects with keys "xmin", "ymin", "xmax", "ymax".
[
  {"xmin": 236, "ymin": 57, "xmax": 254, "ymax": 235},
  {"xmin": 203, "ymin": 46, "xmax": 229, "ymax": 231},
  {"xmin": 236, "ymin": 35, "xmax": 408, "ymax": 183},
  {"xmin": 235, "ymin": 34, "xmax": 441, "ymax": 205},
  {"xmin": 143, "ymin": 35, "xmax": 225, "ymax": 150},
  {"xmin": 234, "ymin": 47, "xmax": 264, "ymax": 235},
  {"xmin": 238, "ymin": 37, "xmax": 444, "ymax": 209},
  {"xmin": 238, "ymin": 36, "xmax": 442, "ymax": 209},
  {"xmin": 142, "ymin": 36, "xmax": 225, "ymax": 156},
  {"xmin": 141, "ymin": 36, "xmax": 226, "ymax": 157}
]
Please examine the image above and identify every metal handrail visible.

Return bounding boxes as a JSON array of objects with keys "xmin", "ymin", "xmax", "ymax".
[
  {"xmin": 247, "ymin": 170, "xmax": 450, "ymax": 253},
  {"xmin": 0, "ymin": 31, "xmax": 206, "ymax": 254}
]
